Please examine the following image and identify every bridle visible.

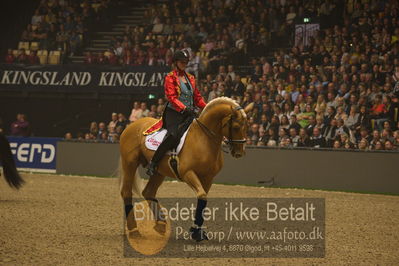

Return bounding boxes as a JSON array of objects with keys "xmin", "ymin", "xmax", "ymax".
[
  {"xmin": 195, "ymin": 106, "xmax": 247, "ymax": 152},
  {"xmin": 222, "ymin": 106, "xmax": 247, "ymax": 147}
]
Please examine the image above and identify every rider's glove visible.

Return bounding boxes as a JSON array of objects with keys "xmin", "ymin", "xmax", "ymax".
[{"xmin": 182, "ymin": 106, "xmax": 196, "ymax": 117}]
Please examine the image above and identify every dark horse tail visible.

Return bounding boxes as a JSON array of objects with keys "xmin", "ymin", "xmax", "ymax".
[{"xmin": 0, "ymin": 133, "xmax": 24, "ymax": 189}]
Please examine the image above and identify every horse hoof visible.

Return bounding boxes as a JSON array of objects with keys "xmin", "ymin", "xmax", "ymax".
[
  {"xmin": 126, "ymin": 211, "xmax": 138, "ymax": 231},
  {"xmin": 189, "ymin": 227, "xmax": 209, "ymax": 242},
  {"xmin": 153, "ymin": 221, "xmax": 167, "ymax": 235},
  {"xmin": 128, "ymin": 228, "xmax": 142, "ymax": 239}
]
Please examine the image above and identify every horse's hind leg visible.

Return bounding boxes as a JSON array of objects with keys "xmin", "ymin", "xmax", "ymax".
[
  {"xmin": 120, "ymin": 155, "xmax": 139, "ymax": 230},
  {"xmin": 142, "ymin": 172, "xmax": 166, "ymax": 222},
  {"xmin": 142, "ymin": 173, "xmax": 167, "ymax": 234},
  {"xmin": 142, "ymin": 173, "xmax": 165, "ymax": 200}
]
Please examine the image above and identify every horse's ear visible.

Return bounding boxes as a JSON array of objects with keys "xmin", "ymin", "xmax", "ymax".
[{"xmin": 244, "ymin": 102, "xmax": 254, "ymax": 114}]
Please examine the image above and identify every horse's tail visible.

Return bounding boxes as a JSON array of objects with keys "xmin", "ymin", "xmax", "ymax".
[
  {"xmin": 0, "ymin": 134, "xmax": 24, "ymax": 189},
  {"xmin": 118, "ymin": 156, "xmax": 143, "ymax": 198}
]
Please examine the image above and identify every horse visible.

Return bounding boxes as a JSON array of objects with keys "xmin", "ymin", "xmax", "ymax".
[
  {"xmin": 119, "ymin": 97, "xmax": 251, "ymax": 241},
  {"xmin": 0, "ymin": 133, "xmax": 24, "ymax": 189}
]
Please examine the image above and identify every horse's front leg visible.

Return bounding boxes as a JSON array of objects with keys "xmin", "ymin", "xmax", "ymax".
[{"xmin": 183, "ymin": 170, "xmax": 209, "ymax": 242}]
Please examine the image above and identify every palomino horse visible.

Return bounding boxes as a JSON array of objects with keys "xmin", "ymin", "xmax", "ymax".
[
  {"xmin": 0, "ymin": 133, "xmax": 24, "ymax": 189},
  {"xmin": 119, "ymin": 97, "xmax": 250, "ymax": 241}
]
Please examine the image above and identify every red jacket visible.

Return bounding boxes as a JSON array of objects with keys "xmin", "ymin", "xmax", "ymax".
[{"xmin": 164, "ymin": 69, "xmax": 206, "ymax": 112}]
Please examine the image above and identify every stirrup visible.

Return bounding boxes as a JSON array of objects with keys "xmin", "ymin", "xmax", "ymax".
[
  {"xmin": 168, "ymin": 150, "xmax": 180, "ymax": 179},
  {"xmin": 146, "ymin": 161, "xmax": 158, "ymax": 177}
]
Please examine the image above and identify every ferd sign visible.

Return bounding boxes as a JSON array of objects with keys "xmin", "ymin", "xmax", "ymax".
[{"xmin": 7, "ymin": 137, "xmax": 60, "ymax": 173}]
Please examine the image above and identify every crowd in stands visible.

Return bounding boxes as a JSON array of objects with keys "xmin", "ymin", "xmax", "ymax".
[
  {"xmin": 4, "ymin": 0, "xmax": 120, "ymax": 64},
  {"xmin": 64, "ymin": 99, "xmax": 165, "ymax": 142},
  {"xmin": 189, "ymin": 0, "xmax": 399, "ymax": 151},
  {"xmin": 4, "ymin": 0, "xmax": 399, "ymax": 151},
  {"xmin": 82, "ymin": 0, "xmax": 308, "ymax": 68},
  {"xmin": 75, "ymin": 0, "xmax": 399, "ymax": 151}
]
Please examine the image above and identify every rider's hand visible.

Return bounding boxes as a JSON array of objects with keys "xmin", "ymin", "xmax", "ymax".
[{"xmin": 182, "ymin": 106, "xmax": 195, "ymax": 117}]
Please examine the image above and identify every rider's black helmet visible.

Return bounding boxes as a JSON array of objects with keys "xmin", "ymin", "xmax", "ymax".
[{"xmin": 173, "ymin": 49, "xmax": 190, "ymax": 62}]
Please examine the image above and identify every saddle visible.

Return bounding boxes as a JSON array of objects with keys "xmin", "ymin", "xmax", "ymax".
[
  {"xmin": 144, "ymin": 127, "xmax": 190, "ymax": 155},
  {"xmin": 143, "ymin": 115, "xmax": 194, "ymax": 154}
]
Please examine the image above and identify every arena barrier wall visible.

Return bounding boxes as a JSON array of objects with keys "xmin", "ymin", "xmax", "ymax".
[
  {"xmin": 56, "ymin": 141, "xmax": 120, "ymax": 177},
  {"xmin": 56, "ymin": 141, "xmax": 399, "ymax": 194}
]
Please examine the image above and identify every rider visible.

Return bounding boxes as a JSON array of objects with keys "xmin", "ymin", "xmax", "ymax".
[{"xmin": 146, "ymin": 49, "xmax": 207, "ymax": 176}]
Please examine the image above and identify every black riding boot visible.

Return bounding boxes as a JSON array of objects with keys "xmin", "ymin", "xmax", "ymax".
[{"xmin": 146, "ymin": 134, "xmax": 177, "ymax": 176}]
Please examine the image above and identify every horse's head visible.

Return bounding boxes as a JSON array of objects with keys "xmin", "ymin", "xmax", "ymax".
[{"xmin": 221, "ymin": 103, "xmax": 250, "ymax": 158}]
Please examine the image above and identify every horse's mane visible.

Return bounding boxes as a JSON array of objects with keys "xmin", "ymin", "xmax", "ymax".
[{"xmin": 201, "ymin": 97, "xmax": 246, "ymax": 118}]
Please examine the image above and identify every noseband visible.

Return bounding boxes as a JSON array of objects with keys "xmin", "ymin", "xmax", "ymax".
[{"xmin": 222, "ymin": 106, "xmax": 247, "ymax": 149}]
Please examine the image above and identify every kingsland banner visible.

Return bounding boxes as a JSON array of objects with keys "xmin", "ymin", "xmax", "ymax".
[{"xmin": 0, "ymin": 64, "xmax": 170, "ymax": 93}]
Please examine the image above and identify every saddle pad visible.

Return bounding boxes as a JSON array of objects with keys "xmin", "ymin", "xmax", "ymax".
[
  {"xmin": 143, "ymin": 119, "xmax": 163, "ymax": 135},
  {"xmin": 144, "ymin": 127, "xmax": 190, "ymax": 155}
]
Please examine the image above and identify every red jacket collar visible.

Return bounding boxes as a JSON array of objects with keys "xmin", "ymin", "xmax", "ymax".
[{"xmin": 174, "ymin": 69, "xmax": 186, "ymax": 77}]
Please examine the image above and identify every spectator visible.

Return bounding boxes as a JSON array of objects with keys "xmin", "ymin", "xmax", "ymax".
[
  {"xmin": 297, "ymin": 128, "xmax": 310, "ymax": 147},
  {"xmin": 5, "ymin": 49, "xmax": 15, "ymax": 64},
  {"xmin": 370, "ymin": 130, "xmax": 381, "ymax": 149},
  {"xmin": 116, "ymin": 113, "xmax": 129, "ymax": 133},
  {"xmin": 336, "ymin": 118, "xmax": 351, "ymax": 140},
  {"xmin": 298, "ymin": 104, "xmax": 315, "ymax": 128},
  {"xmin": 32, "ymin": 23, "xmax": 48, "ymax": 50},
  {"xmin": 370, "ymin": 95, "xmax": 387, "ymax": 130},
  {"xmin": 123, "ymin": 50, "xmax": 134, "ymax": 66},
  {"xmin": 358, "ymin": 138, "xmax": 369, "ymax": 151},
  {"xmin": 16, "ymin": 49, "xmax": 28, "ymax": 64},
  {"xmin": 64, "ymin": 132, "xmax": 73, "ymax": 139},
  {"xmin": 89, "ymin": 121, "xmax": 98, "ymax": 137},
  {"xmin": 69, "ymin": 30, "xmax": 82, "ymax": 56},
  {"xmin": 100, "ymin": 132, "xmax": 108, "ymax": 141},
  {"xmin": 27, "ymin": 51, "xmax": 40, "ymax": 65},
  {"xmin": 97, "ymin": 122, "xmax": 107, "ymax": 139},
  {"xmin": 97, "ymin": 52, "xmax": 108, "ymax": 64},
  {"xmin": 10, "ymin": 114, "xmax": 31, "ymax": 137},
  {"xmin": 309, "ymin": 127, "xmax": 326, "ymax": 148},
  {"xmin": 357, "ymin": 127, "xmax": 372, "ymax": 143},
  {"xmin": 84, "ymin": 51, "xmax": 96, "ymax": 64},
  {"xmin": 21, "ymin": 24, "xmax": 34, "ymax": 41},
  {"xmin": 280, "ymin": 115, "xmax": 290, "ymax": 131},
  {"xmin": 56, "ymin": 24, "xmax": 69, "ymax": 50},
  {"xmin": 372, "ymin": 140, "xmax": 384, "ymax": 151},
  {"xmin": 248, "ymin": 123, "xmax": 260, "ymax": 145},
  {"xmin": 108, "ymin": 112, "xmax": 118, "ymax": 133},
  {"xmin": 333, "ymin": 140, "xmax": 341, "ymax": 149},
  {"xmin": 141, "ymin": 102, "xmax": 149, "ymax": 117},
  {"xmin": 354, "ymin": 105, "xmax": 371, "ymax": 132},
  {"xmin": 289, "ymin": 128, "xmax": 300, "ymax": 147},
  {"xmin": 305, "ymin": 115, "xmax": 317, "ymax": 136},
  {"xmin": 31, "ymin": 9, "xmax": 42, "ymax": 25},
  {"xmin": 207, "ymin": 82, "xmax": 220, "ymax": 102},
  {"xmin": 345, "ymin": 106, "xmax": 360, "ymax": 130},
  {"xmin": 129, "ymin": 101, "xmax": 142, "ymax": 122}
]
